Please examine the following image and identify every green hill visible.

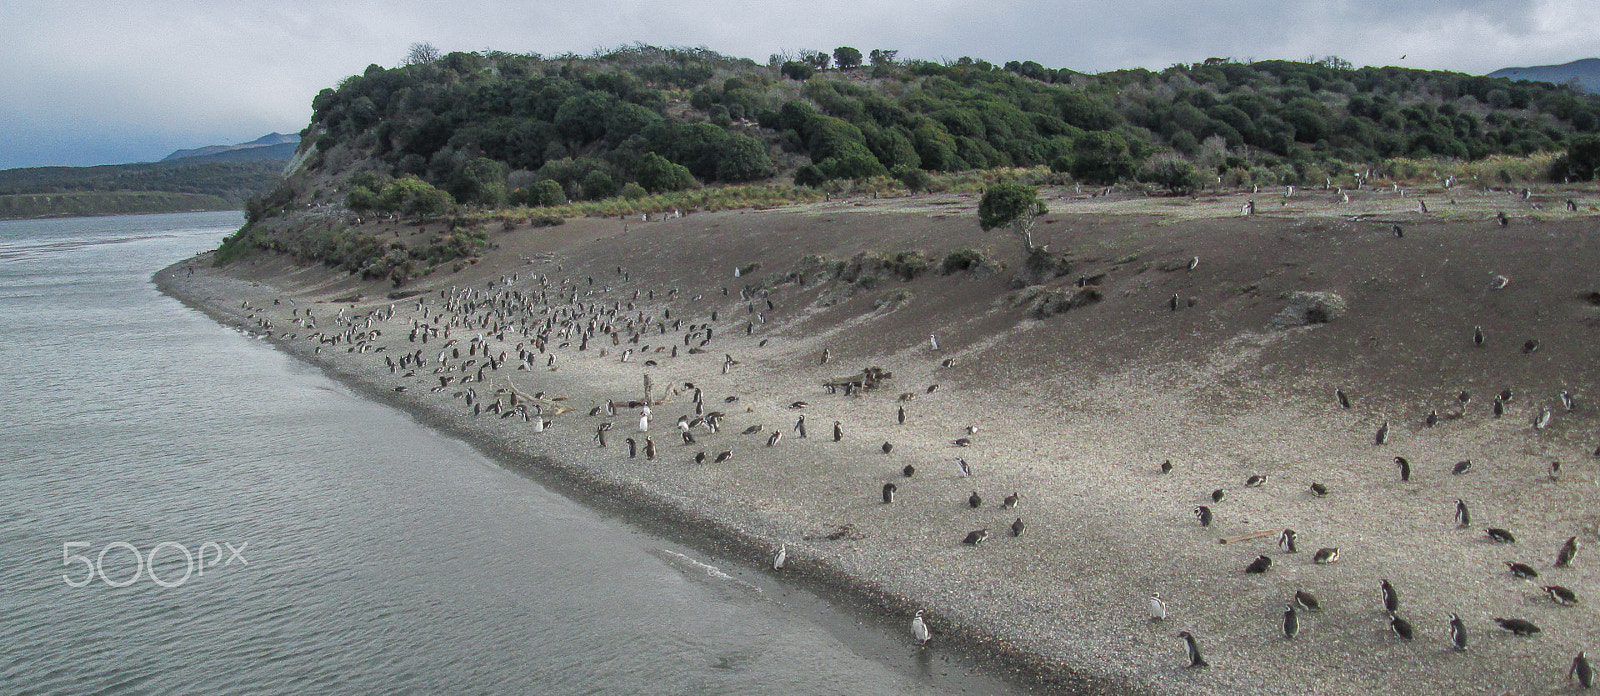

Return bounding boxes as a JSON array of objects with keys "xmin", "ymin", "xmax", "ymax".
[{"xmin": 0, "ymin": 158, "xmax": 288, "ymax": 220}]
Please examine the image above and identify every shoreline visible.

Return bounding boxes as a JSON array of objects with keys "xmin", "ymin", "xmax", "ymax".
[
  {"xmin": 155, "ymin": 190, "xmax": 1600, "ymax": 695},
  {"xmin": 152, "ymin": 257, "xmax": 1085, "ymax": 695}
]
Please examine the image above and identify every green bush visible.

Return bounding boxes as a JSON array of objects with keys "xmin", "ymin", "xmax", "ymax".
[{"xmin": 636, "ymin": 153, "xmax": 696, "ymax": 193}]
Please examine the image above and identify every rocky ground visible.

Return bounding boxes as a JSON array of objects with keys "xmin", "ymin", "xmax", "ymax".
[{"xmin": 159, "ymin": 183, "xmax": 1600, "ymax": 695}]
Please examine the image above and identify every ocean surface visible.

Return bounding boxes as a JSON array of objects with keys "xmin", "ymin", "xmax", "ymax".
[{"xmin": 0, "ymin": 212, "xmax": 1017, "ymax": 695}]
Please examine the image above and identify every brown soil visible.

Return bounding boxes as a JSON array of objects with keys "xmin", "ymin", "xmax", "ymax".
[{"xmin": 163, "ymin": 185, "xmax": 1600, "ymax": 695}]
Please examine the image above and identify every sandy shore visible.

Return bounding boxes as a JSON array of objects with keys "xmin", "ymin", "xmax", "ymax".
[{"xmin": 157, "ymin": 188, "xmax": 1600, "ymax": 695}]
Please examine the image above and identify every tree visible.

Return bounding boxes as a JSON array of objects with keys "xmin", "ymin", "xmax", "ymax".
[
  {"xmin": 404, "ymin": 42, "xmax": 441, "ymax": 66},
  {"xmin": 1070, "ymin": 131, "xmax": 1138, "ymax": 184},
  {"xmin": 715, "ymin": 134, "xmax": 776, "ymax": 182},
  {"xmin": 978, "ymin": 181, "xmax": 1048, "ymax": 253},
  {"xmin": 834, "ymin": 47, "xmax": 863, "ymax": 70},
  {"xmin": 802, "ymin": 51, "xmax": 831, "ymax": 70},
  {"xmin": 780, "ymin": 61, "xmax": 815, "ymax": 81},
  {"xmin": 635, "ymin": 153, "xmax": 695, "ymax": 193},
  {"xmin": 1552, "ymin": 134, "xmax": 1600, "ymax": 181},
  {"xmin": 869, "ymin": 49, "xmax": 899, "ymax": 66}
]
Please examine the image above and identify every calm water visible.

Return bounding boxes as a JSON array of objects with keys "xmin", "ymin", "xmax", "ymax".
[{"xmin": 0, "ymin": 212, "xmax": 1016, "ymax": 695}]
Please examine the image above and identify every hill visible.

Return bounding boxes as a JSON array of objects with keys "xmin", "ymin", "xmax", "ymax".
[
  {"xmin": 162, "ymin": 133, "xmax": 300, "ymax": 163},
  {"xmin": 0, "ymin": 158, "xmax": 288, "ymax": 220},
  {"xmin": 1490, "ymin": 58, "xmax": 1600, "ymax": 93}
]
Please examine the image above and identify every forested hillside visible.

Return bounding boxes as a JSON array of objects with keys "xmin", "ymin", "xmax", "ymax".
[
  {"xmin": 285, "ymin": 44, "xmax": 1600, "ymax": 215},
  {"xmin": 0, "ymin": 159, "xmax": 287, "ymax": 219}
]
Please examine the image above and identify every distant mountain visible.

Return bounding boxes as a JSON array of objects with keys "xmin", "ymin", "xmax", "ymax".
[
  {"xmin": 162, "ymin": 133, "xmax": 300, "ymax": 162},
  {"xmin": 1489, "ymin": 58, "xmax": 1600, "ymax": 93}
]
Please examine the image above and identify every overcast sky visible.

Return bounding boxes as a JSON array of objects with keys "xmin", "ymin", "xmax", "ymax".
[{"xmin": 2, "ymin": 0, "xmax": 1594, "ymax": 170}]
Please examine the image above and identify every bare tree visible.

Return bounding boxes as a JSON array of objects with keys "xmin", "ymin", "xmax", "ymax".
[{"xmin": 405, "ymin": 42, "xmax": 441, "ymax": 66}]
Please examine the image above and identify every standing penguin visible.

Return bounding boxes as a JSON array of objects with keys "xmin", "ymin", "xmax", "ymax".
[
  {"xmin": 1557, "ymin": 536, "xmax": 1581, "ymax": 568},
  {"xmin": 772, "ymin": 544, "xmax": 787, "ymax": 571},
  {"xmin": 644, "ymin": 437, "xmax": 656, "ymax": 460},
  {"xmin": 625, "ymin": 438, "xmax": 637, "ymax": 458},
  {"xmin": 1375, "ymin": 421, "xmax": 1389, "ymax": 446},
  {"xmin": 1283, "ymin": 603, "xmax": 1299, "ymax": 640},
  {"xmin": 1395, "ymin": 456, "xmax": 1411, "ymax": 482},
  {"xmin": 833, "ymin": 421, "xmax": 843, "ymax": 442},
  {"xmin": 1573, "ymin": 651, "xmax": 1593, "ymax": 689},
  {"xmin": 794, "ymin": 415, "xmax": 807, "ymax": 438},
  {"xmin": 1381, "ymin": 579, "xmax": 1400, "ymax": 612},
  {"xmin": 897, "ymin": 405, "xmax": 906, "ymax": 425},
  {"xmin": 882, "ymin": 482, "xmax": 897, "ymax": 504},
  {"xmin": 1149, "ymin": 593, "xmax": 1167, "ymax": 621},
  {"xmin": 1449, "ymin": 613, "xmax": 1468, "ymax": 650},
  {"xmin": 911, "ymin": 610, "xmax": 931, "ymax": 646},
  {"xmin": 1278, "ymin": 528, "xmax": 1298, "ymax": 553},
  {"xmin": 1455, "ymin": 499, "xmax": 1471, "ymax": 528},
  {"xmin": 1178, "ymin": 632, "xmax": 1208, "ymax": 668}
]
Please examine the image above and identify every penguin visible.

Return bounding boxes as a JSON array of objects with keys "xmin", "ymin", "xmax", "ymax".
[
  {"xmin": 1550, "ymin": 461, "xmax": 1564, "ymax": 481},
  {"xmin": 1278, "ymin": 528, "xmax": 1298, "ymax": 553},
  {"xmin": 1492, "ymin": 618, "xmax": 1540, "ymax": 636},
  {"xmin": 1178, "ymin": 631, "xmax": 1208, "ymax": 668},
  {"xmin": 772, "ymin": 544, "xmax": 787, "ymax": 570},
  {"xmin": 714, "ymin": 450, "xmax": 732, "ymax": 463},
  {"xmin": 766, "ymin": 431, "xmax": 782, "ymax": 447},
  {"xmin": 638, "ymin": 413, "xmax": 649, "ymax": 432},
  {"xmin": 1493, "ymin": 397, "xmax": 1504, "ymax": 417},
  {"xmin": 1425, "ymin": 409, "xmax": 1437, "ymax": 428},
  {"xmin": 1381, "ymin": 579, "xmax": 1400, "ymax": 612},
  {"xmin": 1169, "ymin": 294, "xmax": 1180, "ymax": 312},
  {"xmin": 897, "ymin": 405, "xmax": 905, "ymax": 425},
  {"xmin": 1542, "ymin": 585, "xmax": 1579, "ymax": 606},
  {"xmin": 1497, "ymin": 210, "xmax": 1509, "ymax": 227},
  {"xmin": 1395, "ymin": 456, "xmax": 1411, "ymax": 482},
  {"xmin": 1194, "ymin": 506, "xmax": 1213, "ymax": 527},
  {"xmin": 694, "ymin": 451, "xmax": 706, "ymax": 464},
  {"xmin": 962, "ymin": 529, "xmax": 988, "ymax": 545},
  {"xmin": 957, "ymin": 458, "xmax": 973, "ymax": 477},
  {"xmin": 1489, "ymin": 274, "xmax": 1509, "ymax": 290},
  {"xmin": 1308, "ymin": 482, "xmax": 1328, "ymax": 497},
  {"xmin": 1149, "ymin": 593, "xmax": 1167, "ymax": 621},
  {"xmin": 1573, "ymin": 651, "xmax": 1594, "ymax": 689},
  {"xmin": 1245, "ymin": 555, "xmax": 1272, "ymax": 574},
  {"xmin": 1506, "ymin": 561, "xmax": 1539, "ymax": 579},
  {"xmin": 882, "ymin": 482, "xmax": 897, "ymax": 504},
  {"xmin": 1160, "ymin": 460, "xmax": 1173, "ymax": 474},
  {"xmin": 1245, "ymin": 474, "xmax": 1268, "ymax": 487},
  {"xmin": 820, "ymin": 347, "xmax": 830, "ymax": 365},
  {"xmin": 644, "ymin": 437, "xmax": 656, "ymax": 460},
  {"xmin": 902, "ymin": 464, "xmax": 915, "ymax": 477},
  {"xmin": 1375, "ymin": 421, "xmax": 1389, "ymax": 446},
  {"xmin": 1557, "ymin": 536, "xmax": 1580, "ymax": 567},
  {"xmin": 1010, "ymin": 517, "xmax": 1025, "ymax": 537},
  {"xmin": 911, "ymin": 609, "xmax": 931, "ymax": 646},
  {"xmin": 1534, "ymin": 406, "xmax": 1552, "ymax": 429},
  {"xmin": 968, "ymin": 491, "xmax": 983, "ymax": 508},
  {"xmin": 1294, "ymin": 589, "xmax": 1321, "ymax": 612},
  {"xmin": 1452, "ymin": 460, "xmax": 1472, "ymax": 475},
  {"xmin": 682, "ymin": 430, "xmax": 696, "ymax": 445},
  {"xmin": 1455, "ymin": 499, "xmax": 1471, "ymax": 527},
  {"xmin": 928, "ymin": 334, "xmax": 939, "ymax": 351},
  {"xmin": 793, "ymin": 415, "xmax": 807, "ymax": 438},
  {"xmin": 1336, "ymin": 388, "xmax": 1351, "ymax": 408},
  {"xmin": 1187, "ymin": 256, "xmax": 1200, "ymax": 271},
  {"xmin": 833, "ymin": 421, "xmax": 843, "ymax": 442},
  {"xmin": 1389, "ymin": 613, "xmax": 1414, "ymax": 640},
  {"xmin": 1449, "ymin": 613, "xmax": 1468, "ymax": 650},
  {"xmin": 1523, "ymin": 339, "xmax": 1541, "ymax": 354},
  {"xmin": 1392, "ymin": 224, "xmax": 1403, "ymax": 238},
  {"xmin": 882, "ymin": 441, "xmax": 894, "ymax": 455},
  {"xmin": 742, "ymin": 424, "xmax": 764, "ymax": 435},
  {"xmin": 1002, "ymin": 492, "xmax": 1020, "ymax": 510},
  {"xmin": 1486, "ymin": 528, "xmax": 1516, "ymax": 543},
  {"xmin": 1473, "ymin": 325, "xmax": 1484, "ymax": 347},
  {"xmin": 1212, "ymin": 489, "xmax": 1226, "ymax": 503},
  {"xmin": 1283, "ymin": 603, "xmax": 1299, "ymax": 640},
  {"xmin": 626, "ymin": 438, "xmax": 637, "ymax": 458},
  {"xmin": 1563, "ymin": 390, "xmax": 1576, "ymax": 411}
]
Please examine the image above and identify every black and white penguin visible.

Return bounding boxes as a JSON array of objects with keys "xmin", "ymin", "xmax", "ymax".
[
  {"xmin": 766, "ymin": 431, "xmax": 782, "ymax": 447},
  {"xmin": 897, "ymin": 405, "xmax": 906, "ymax": 425},
  {"xmin": 1336, "ymin": 388, "xmax": 1351, "ymax": 408},
  {"xmin": 962, "ymin": 529, "xmax": 988, "ymax": 545},
  {"xmin": 1492, "ymin": 618, "xmax": 1540, "ymax": 636},
  {"xmin": 1149, "ymin": 593, "xmax": 1166, "ymax": 621},
  {"xmin": 1389, "ymin": 613, "xmax": 1414, "ymax": 640},
  {"xmin": 957, "ymin": 458, "xmax": 973, "ymax": 477},
  {"xmin": 1449, "ymin": 613, "xmax": 1468, "ymax": 650},
  {"xmin": 1294, "ymin": 589, "xmax": 1320, "ymax": 612},
  {"xmin": 911, "ymin": 610, "xmax": 931, "ymax": 646},
  {"xmin": 1506, "ymin": 561, "xmax": 1539, "ymax": 579},
  {"xmin": 882, "ymin": 441, "xmax": 894, "ymax": 455},
  {"xmin": 1308, "ymin": 482, "xmax": 1328, "ymax": 497},
  {"xmin": 1194, "ymin": 506, "xmax": 1213, "ymax": 527},
  {"xmin": 1212, "ymin": 489, "xmax": 1226, "ymax": 503},
  {"xmin": 1283, "ymin": 603, "xmax": 1299, "ymax": 640},
  {"xmin": 773, "ymin": 544, "xmax": 787, "ymax": 571},
  {"xmin": 1557, "ymin": 536, "xmax": 1580, "ymax": 568},
  {"xmin": 1245, "ymin": 474, "xmax": 1268, "ymax": 488},
  {"xmin": 1563, "ymin": 390, "xmax": 1576, "ymax": 412},
  {"xmin": 1395, "ymin": 456, "xmax": 1411, "ymax": 482},
  {"xmin": 1573, "ymin": 651, "xmax": 1594, "ymax": 689},
  {"xmin": 1375, "ymin": 421, "xmax": 1389, "ymax": 446},
  {"xmin": 902, "ymin": 464, "xmax": 915, "ymax": 478},
  {"xmin": 626, "ymin": 438, "xmax": 637, "ymax": 458},
  {"xmin": 1245, "ymin": 555, "xmax": 1272, "ymax": 574},
  {"xmin": 968, "ymin": 491, "xmax": 982, "ymax": 508},
  {"xmin": 1160, "ymin": 460, "xmax": 1173, "ymax": 474},
  {"xmin": 793, "ymin": 415, "xmax": 807, "ymax": 438},
  {"xmin": 1455, "ymin": 499, "xmax": 1471, "ymax": 527},
  {"xmin": 882, "ymin": 482, "xmax": 897, "ymax": 504},
  {"xmin": 1381, "ymin": 579, "xmax": 1400, "ymax": 612},
  {"xmin": 1487, "ymin": 528, "xmax": 1516, "ymax": 544},
  {"xmin": 714, "ymin": 450, "xmax": 732, "ymax": 463},
  {"xmin": 644, "ymin": 437, "xmax": 656, "ymax": 460},
  {"xmin": 1002, "ymin": 492, "xmax": 1020, "ymax": 510},
  {"xmin": 1542, "ymin": 585, "xmax": 1579, "ymax": 606},
  {"xmin": 1452, "ymin": 460, "xmax": 1472, "ymax": 475},
  {"xmin": 1010, "ymin": 517, "xmax": 1025, "ymax": 537},
  {"xmin": 1278, "ymin": 529, "xmax": 1298, "ymax": 553},
  {"xmin": 1474, "ymin": 325, "xmax": 1484, "ymax": 347},
  {"xmin": 1178, "ymin": 631, "xmax": 1208, "ymax": 668},
  {"xmin": 694, "ymin": 451, "xmax": 706, "ymax": 464},
  {"xmin": 1425, "ymin": 409, "xmax": 1437, "ymax": 428},
  {"xmin": 833, "ymin": 421, "xmax": 843, "ymax": 442}
]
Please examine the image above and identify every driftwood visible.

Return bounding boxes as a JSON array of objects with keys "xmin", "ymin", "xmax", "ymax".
[{"xmin": 1218, "ymin": 529, "xmax": 1280, "ymax": 545}]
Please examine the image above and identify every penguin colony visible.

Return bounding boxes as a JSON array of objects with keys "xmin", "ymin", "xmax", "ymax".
[{"xmin": 204, "ymin": 198, "xmax": 1598, "ymax": 693}]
